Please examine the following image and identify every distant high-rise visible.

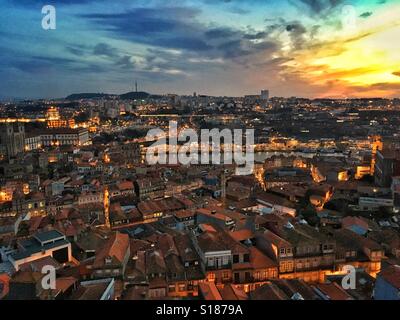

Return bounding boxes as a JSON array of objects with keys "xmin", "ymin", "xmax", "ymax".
[{"xmin": 261, "ymin": 90, "xmax": 269, "ymax": 100}]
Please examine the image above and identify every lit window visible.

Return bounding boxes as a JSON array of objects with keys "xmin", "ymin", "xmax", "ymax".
[{"xmin": 207, "ymin": 273, "xmax": 215, "ymax": 282}]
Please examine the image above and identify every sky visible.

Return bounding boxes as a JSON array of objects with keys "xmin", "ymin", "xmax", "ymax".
[{"xmin": 0, "ymin": 0, "xmax": 400, "ymax": 99}]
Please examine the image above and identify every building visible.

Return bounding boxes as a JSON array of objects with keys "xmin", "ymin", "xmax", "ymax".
[
  {"xmin": 13, "ymin": 191, "xmax": 46, "ymax": 217},
  {"xmin": 5, "ymin": 271, "xmax": 44, "ymax": 299},
  {"xmin": 257, "ymin": 223, "xmax": 336, "ymax": 282},
  {"xmin": 0, "ymin": 123, "xmax": 25, "ymax": 160},
  {"xmin": 24, "ymin": 133, "xmax": 41, "ymax": 152},
  {"xmin": 134, "ymin": 177, "xmax": 165, "ymax": 200},
  {"xmin": 334, "ymin": 229, "xmax": 383, "ymax": 276},
  {"xmin": 91, "ymin": 232, "xmax": 130, "ymax": 279},
  {"xmin": 374, "ymin": 265, "xmax": 400, "ymax": 300},
  {"xmin": 46, "ymin": 106, "xmax": 75, "ymax": 129},
  {"xmin": 6, "ymin": 230, "xmax": 72, "ymax": 271},
  {"xmin": 70, "ymin": 278, "xmax": 115, "ymax": 300},
  {"xmin": 261, "ymin": 90, "xmax": 269, "ymax": 101},
  {"xmin": 39, "ymin": 128, "xmax": 89, "ymax": 147},
  {"xmin": 375, "ymin": 149, "xmax": 400, "ymax": 187},
  {"xmin": 358, "ymin": 195, "xmax": 394, "ymax": 210}
]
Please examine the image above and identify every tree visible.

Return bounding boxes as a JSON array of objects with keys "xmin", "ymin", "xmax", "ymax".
[
  {"xmin": 74, "ymin": 111, "xmax": 90, "ymax": 123},
  {"xmin": 301, "ymin": 205, "xmax": 320, "ymax": 227}
]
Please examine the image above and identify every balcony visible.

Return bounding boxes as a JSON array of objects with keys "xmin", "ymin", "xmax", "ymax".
[{"xmin": 205, "ymin": 263, "xmax": 232, "ymax": 271}]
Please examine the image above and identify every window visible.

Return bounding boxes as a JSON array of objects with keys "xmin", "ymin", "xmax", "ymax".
[
  {"xmin": 168, "ymin": 285, "xmax": 176, "ymax": 293},
  {"xmin": 243, "ymin": 254, "xmax": 250, "ymax": 262},
  {"xmin": 207, "ymin": 273, "xmax": 215, "ymax": 282},
  {"xmin": 223, "ymin": 271, "xmax": 230, "ymax": 280},
  {"xmin": 233, "ymin": 255, "xmax": 239, "ymax": 263},
  {"xmin": 280, "ymin": 248, "xmax": 285, "ymax": 255},
  {"xmin": 262, "ymin": 270, "xmax": 268, "ymax": 280},
  {"xmin": 178, "ymin": 284, "xmax": 186, "ymax": 292}
]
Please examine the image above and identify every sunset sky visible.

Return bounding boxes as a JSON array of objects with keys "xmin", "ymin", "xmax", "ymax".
[{"xmin": 1, "ymin": 0, "xmax": 400, "ymax": 99}]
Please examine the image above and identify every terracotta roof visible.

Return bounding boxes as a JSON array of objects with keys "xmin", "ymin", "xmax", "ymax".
[
  {"xmin": 250, "ymin": 282, "xmax": 288, "ymax": 300},
  {"xmin": 342, "ymin": 216, "xmax": 369, "ymax": 231},
  {"xmin": 315, "ymin": 282, "xmax": 353, "ymax": 300},
  {"xmin": 19, "ymin": 256, "xmax": 61, "ymax": 272},
  {"xmin": 149, "ymin": 277, "xmax": 167, "ymax": 289},
  {"xmin": 117, "ymin": 181, "xmax": 134, "ymax": 191},
  {"xmin": 379, "ymin": 265, "xmax": 400, "ymax": 289},
  {"xmin": 146, "ymin": 250, "xmax": 167, "ymax": 275},
  {"xmin": 219, "ymin": 284, "xmax": 248, "ymax": 300},
  {"xmin": 230, "ymin": 229, "xmax": 254, "ymax": 242},
  {"xmin": 199, "ymin": 282, "xmax": 222, "ymax": 300},
  {"xmin": 10, "ymin": 271, "xmax": 43, "ymax": 284},
  {"xmin": 55, "ymin": 276, "xmax": 78, "ymax": 293},
  {"xmin": 250, "ymin": 247, "xmax": 278, "ymax": 269},
  {"xmin": 174, "ymin": 209, "xmax": 195, "ymax": 219},
  {"xmin": 174, "ymin": 234, "xmax": 199, "ymax": 262},
  {"xmin": 93, "ymin": 232, "xmax": 130, "ymax": 268},
  {"xmin": 271, "ymin": 279, "xmax": 319, "ymax": 300},
  {"xmin": 0, "ymin": 273, "xmax": 10, "ymax": 299}
]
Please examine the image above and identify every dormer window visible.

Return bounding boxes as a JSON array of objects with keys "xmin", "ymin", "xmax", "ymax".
[{"xmin": 105, "ymin": 256, "xmax": 112, "ymax": 264}]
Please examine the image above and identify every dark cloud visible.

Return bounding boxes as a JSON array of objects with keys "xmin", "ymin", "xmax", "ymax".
[
  {"xmin": 243, "ymin": 32, "xmax": 268, "ymax": 40},
  {"xmin": 286, "ymin": 22, "xmax": 308, "ymax": 49},
  {"xmin": 115, "ymin": 55, "xmax": 135, "ymax": 68},
  {"xmin": 81, "ymin": 6, "xmax": 281, "ymax": 62},
  {"xmin": 205, "ymin": 28, "xmax": 236, "ymax": 39},
  {"xmin": 359, "ymin": 12, "xmax": 373, "ymax": 18},
  {"xmin": 13, "ymin": 56, "xmax": 77, "ymax": 73},
  {"xmin": 81, "ymin": 8, "xmax": 213, "ymax": 52},
  {"xmin": 291, "ymin": 0, "xmax": 344, "ymax": 16},
  {"xmin": 7, "ymin": 0, "xmax": 97, "ymax": 6},
  {"xmin": 93, "ymin": 43, "xmax": 118, "ymax": 58},
  {"xmin": 66, "ymin": 45, "xmax": 87, "ymax": 57}
]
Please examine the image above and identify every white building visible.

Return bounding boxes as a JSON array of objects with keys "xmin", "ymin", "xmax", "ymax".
[{"xmin": 39, "ymin": 128, "xmax": 89, "ymax": 147}]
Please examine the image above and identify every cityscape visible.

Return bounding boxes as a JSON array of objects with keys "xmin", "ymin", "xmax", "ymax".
[{"xmin": 1, "ymin": 0, "xmax": 400, "ymax": 305}]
